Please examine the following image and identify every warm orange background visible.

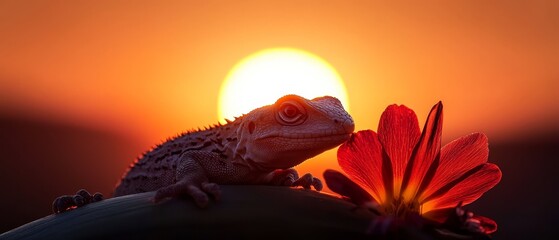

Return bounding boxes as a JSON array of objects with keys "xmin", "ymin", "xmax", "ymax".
[
  {"xmin": 2, "ymin": 1, "xmax": 558, "ymax": 140},
  {"xmin": 1, "ymin": 1, "xmax": 557, "ymax": 238}
]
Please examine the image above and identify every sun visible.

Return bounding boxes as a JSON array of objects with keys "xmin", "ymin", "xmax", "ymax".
[{"xmin": 218, "ymin": 48, "xmax": 350, "ymax": 122}]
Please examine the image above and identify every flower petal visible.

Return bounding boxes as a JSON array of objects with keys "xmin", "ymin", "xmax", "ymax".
[
  {"xmin": 323, "ymin": 169, "xmax": 376, "ymax": 206},
  {"xmin": 473, "ymin": 214, "xmax": 498, "ymax": 234},
  {"xmin": 425, "ymin": 206, "xmax": 498, "ymax": 235},
  {"xmin": 422, "ymin": 163, "xmax": 502, "ymax": 212},
  {"xmin": 338, "ymin": 130, "xmax": 387, "ymax": 203},
  {"xmin": 377, "ymin": 104, "xmax": 421, "ymax": 198},
  {"xmin": 401, "ymin": 101, "xmax": 443, "ymax": 201},
  {"xmin": 419, "ymin": 133, "xmax": 489, "ymax": 202}
]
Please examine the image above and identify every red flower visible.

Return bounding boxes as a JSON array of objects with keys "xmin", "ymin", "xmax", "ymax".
[{"xmin": 324, "ymin": 102, "xmax": 501, "ymax": 235}]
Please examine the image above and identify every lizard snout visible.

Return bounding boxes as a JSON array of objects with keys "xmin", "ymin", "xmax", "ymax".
[
  {"xmin": 342, "ymin": 118, "xmax": 355, "ymax": 133},
  {"xmin": 334, "ymin": 117, "xmax": 355, "ymax": 134}
]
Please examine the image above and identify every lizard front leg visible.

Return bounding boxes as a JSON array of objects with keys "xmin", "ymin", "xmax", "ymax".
[
  {"xmin": 153, "ymin": 151, "xmax": 222, "ymax": 208},
  {"xmin": 266, "ymin": 168, "xmax": 323, "ymax": 191}
]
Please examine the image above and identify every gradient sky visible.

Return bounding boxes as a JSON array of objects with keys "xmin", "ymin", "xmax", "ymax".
[{"xmin": 1, "ymin": 0, "xmax": 558, "ymax": 191}]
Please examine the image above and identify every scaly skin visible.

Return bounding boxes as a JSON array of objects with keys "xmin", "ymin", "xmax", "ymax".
[{"xmin": 53, "ymin": 95, "xmax": 354, "ymax": 212}]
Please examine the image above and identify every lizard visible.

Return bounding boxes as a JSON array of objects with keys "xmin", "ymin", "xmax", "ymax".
[{"xmin": 52, "ymin": 94, "xmax": 354, "ymax": 213}]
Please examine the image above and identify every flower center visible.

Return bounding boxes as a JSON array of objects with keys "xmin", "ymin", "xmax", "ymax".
[{"xmin": 383, "ymin": 197, "xmax": 421, "ymax": 218}]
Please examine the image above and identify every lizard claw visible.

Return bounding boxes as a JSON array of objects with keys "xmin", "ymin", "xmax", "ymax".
[
  {"xmin": 292, "ymin": 173, "xmax": 323, "ymax": 191},
  {"xmin": 52, "ymin": 189, "xmax": 104, "ymax": 214},
  {"xmin": 52, "ymin": 195, "xmax": 75, "ymax": 214},
  {"xmin": 153, "ymin": 180, "xmax": 221, "ymax": 208}
]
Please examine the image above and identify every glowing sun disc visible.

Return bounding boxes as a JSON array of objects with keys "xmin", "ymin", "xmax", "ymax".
[{"xmin": 218, "ymin": 48, "xmax": 349, "ymax": 122}]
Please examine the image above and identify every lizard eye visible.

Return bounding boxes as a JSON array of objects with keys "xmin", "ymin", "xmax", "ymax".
[{"xmin": 276, "ymin": 101, "xmax": 307, "ymax": 125}]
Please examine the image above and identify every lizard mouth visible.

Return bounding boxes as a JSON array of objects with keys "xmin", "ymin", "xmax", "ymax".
[{"xmin": 263, "ymin": 131, "xmax": 352, "ymax": 141}]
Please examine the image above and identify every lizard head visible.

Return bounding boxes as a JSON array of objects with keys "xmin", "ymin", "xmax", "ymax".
[{"xmin": 235, "ymin": 94, "xmax": 354, "ymax": 171}]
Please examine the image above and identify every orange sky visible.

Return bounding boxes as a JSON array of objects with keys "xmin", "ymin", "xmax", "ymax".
[{"xmin": 1, "ymin": 1, "xmax": 558, "ymax": 182}]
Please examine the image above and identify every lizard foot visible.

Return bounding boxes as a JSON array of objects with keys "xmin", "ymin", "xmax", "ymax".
[
  {"xmin": 268, "ymin": 169, "xmax": 322, "ymax": 191},
  {"xmin": 153, "ymin": 180, "xmax": 221, "ymax": 208},
  {"xmin": 269, "ymin": 168, "xmax": 299, "ymax": 186},
  {"xmin": 52, "ymin": 189, "xmax": 103, "ymax": 214},
  {"xmin": 293, "ymin": 173, "xmax": 323, "ymax": 191}
]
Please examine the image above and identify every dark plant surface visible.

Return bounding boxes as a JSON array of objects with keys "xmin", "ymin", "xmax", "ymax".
[{"xmin": 2, "ymin": 186, "xmax": 375, "ymax": 240}]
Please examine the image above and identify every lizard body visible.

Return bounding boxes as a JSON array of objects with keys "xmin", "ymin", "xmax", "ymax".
[{"xmin": 53, "ymin": 94, "xmax": 354, "ymax": 212}]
